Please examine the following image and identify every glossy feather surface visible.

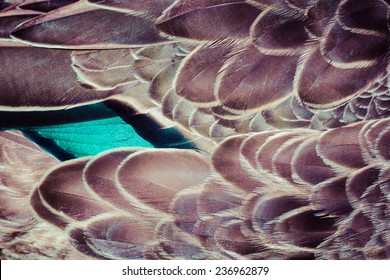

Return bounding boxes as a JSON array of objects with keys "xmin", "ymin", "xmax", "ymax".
[{"xmin": 0, "ymin": 0, "xmax": 389, "ymax": 259}]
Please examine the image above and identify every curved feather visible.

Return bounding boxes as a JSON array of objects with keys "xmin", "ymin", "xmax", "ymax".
[
  {"xmin": 87, "ymin": 0, "xmax": 173, "ymax": 19},
  {"xmin": 12, "ymin": 0, "xmax": 168, "ymax": 49},
  {"xmin": 156, "ymin": 0, "xmax": 261, "ymax": 41},
  {"xmin": 2, "ymin": 118, "xmax": 384, "ymax": 259},
  {"xmin": 0, "ymin": 0, "xmax": 389, "ymax": 261},
  {"xmin": 0, "ymin": 45, "xmax": 126, "ymax": 110}
]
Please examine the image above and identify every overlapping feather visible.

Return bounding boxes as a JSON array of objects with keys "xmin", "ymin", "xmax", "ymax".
[{"xmin": 0, "ymin": 0, "xmax": 389, "ymax": 259}]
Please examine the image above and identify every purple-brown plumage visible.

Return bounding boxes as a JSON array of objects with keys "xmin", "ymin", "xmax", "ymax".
[
  {"xmin": 14, "ymin": 119, "xmax": 389, "ymax": 258},
  {"xmin": 175, "ymin": 43, "xmax": 231, "ymax": 105},
  {"xmin": 251, "ymin": 7, "xmax": 309, "ymax": 54},
  {"xmin": 156, "ymin": 0, "xmax": 260, "ymax": 41},
  {"xmin": 88, "ymin": 0, "xmax": 174, "ymax": 19},
  {"xmin": 217, "ymin": 44, "xmax": 298, "ymax": 111},
  {"xmin": 12, "ymin": 1, "xmax": 167, "ymax": 48},
  {"xmin": 0, "ymin": 0, "xmax": 389, "ymax": 260},
  {"xmin": 0, "ymin": 8, "xmax": 41, "ymax": 38},
  {"xmin": 0, "ymin": 46, "xmax": 125, "ymax": 109},
  {"xmin": 18, "ymin": 0, "xmax": 79, "ymax": 13}
]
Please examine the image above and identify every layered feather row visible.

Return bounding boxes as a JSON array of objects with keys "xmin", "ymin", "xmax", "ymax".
[{"xmin": 0, "ymin": 0, "xmax": 389, "ymax": 259}]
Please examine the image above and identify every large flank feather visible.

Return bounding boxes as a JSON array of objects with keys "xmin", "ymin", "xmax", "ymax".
[{"xmin": 0, "ymin": 0, "xmax": 389, "ymax": 259}]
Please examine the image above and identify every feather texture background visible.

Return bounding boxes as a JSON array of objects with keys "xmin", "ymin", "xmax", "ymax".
[{"xmin": 0, "ymin": 0, "xmax": 389, "ymax": 259}]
